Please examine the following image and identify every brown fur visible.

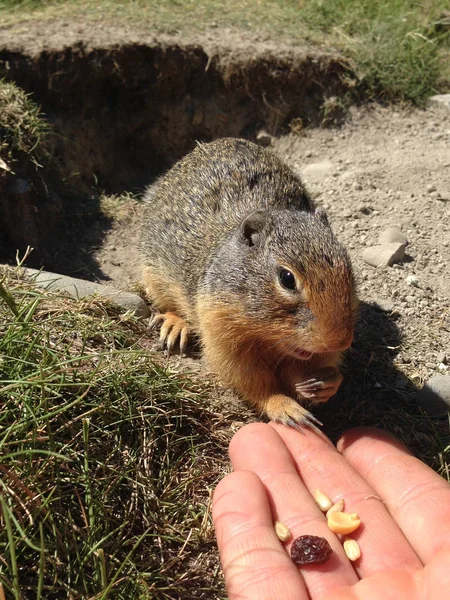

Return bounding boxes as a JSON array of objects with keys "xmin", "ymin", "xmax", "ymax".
[{"xmin": 140, "ymin": 137, "xmax": 358, "ymax": 428}]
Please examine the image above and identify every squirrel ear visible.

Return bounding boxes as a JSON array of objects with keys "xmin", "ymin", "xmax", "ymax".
[
  {"xmin": 240, "ymin": 209, "xmax": 267, "ymax": 247},
  {"xmin": 315, "ymin": 207, "xmax": 330, "ymax": 228}
]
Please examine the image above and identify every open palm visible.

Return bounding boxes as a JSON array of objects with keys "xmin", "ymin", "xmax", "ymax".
[{"xmin": 213, "ymin": 423, "xmax": 450, "ymax": 599}]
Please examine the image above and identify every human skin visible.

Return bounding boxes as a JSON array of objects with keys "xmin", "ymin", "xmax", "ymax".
[{"xmin": 212, "ymin": 423, "xmax": 450, "ymax": 600}]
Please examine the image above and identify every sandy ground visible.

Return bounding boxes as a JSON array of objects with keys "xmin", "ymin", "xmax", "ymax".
[{"xmin": 96, "ymin": 103, "xmax": 450, "ymax": 388}]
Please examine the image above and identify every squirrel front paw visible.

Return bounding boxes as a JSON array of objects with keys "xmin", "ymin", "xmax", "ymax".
[
  {"xmin": 295, "ymin": 366, "xmax": 343, "ymax": 403},
  {"xmin": 264, "ymin": 394, "xmax": 322, "ymax": 432},
  {"xmin": 149, "ymin": 312, "xmax": 189, "ymax": 356}
]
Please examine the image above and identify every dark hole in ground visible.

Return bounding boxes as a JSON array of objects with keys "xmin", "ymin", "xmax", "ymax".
[{"xmin": 0, "ymin": 40, "xmax": 356, "ymax": 277}]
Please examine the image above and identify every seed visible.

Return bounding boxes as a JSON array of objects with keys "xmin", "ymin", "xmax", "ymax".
[
  {"xmin": 291, "ymin": 535, "xmax": 333, "ymax": 565},
  {"xmin": 326, "ymin": 499, "xmax": 345, "ymax": 518},
  {"xmin": 275, "ymin": 521, "xmax": 291, "ymax": 542},
  {"xmin": 343, "ymin": 539, "xmax": 361, "ymax": 561},
  {"xmin": 314, "ymin": 488, "xmax": 333, "ymax": 512},
  {"xmin": 327, "ymin": 511, "xmax": 361, "ymax": 535}
]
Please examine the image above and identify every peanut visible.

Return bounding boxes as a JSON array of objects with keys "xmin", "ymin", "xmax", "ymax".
[
  {"xmin": 343, "ymin": 539, "xmax": 361, "ymax": 561},
  {"xmin": 275, "ymin": 521, "xmax": 291, "ymax": 542},
  {"xmin": 327, "ymin": 511, "xmax": 361, "ymax": 535},
  {"xmin": 326, "ymin": 499, "xmax": 345, "ymax": 519},
  {"xmin": 314, "ymin": 488, "xmax": 333, "ymax": 512}
]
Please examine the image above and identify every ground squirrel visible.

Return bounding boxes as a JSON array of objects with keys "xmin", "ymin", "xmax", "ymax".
[{"xmin": 140, "ymin": 138, "xmax": 358, "ymax": 430}]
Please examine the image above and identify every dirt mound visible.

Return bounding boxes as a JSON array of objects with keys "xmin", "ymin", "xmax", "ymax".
[{"xmin": 0, "ymin": 24, "xmax": 356, "ymax": 194}]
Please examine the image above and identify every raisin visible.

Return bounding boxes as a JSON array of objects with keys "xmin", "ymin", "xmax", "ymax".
[{"xmin": 290, "ymin": 535, "xmax": 333, "ymax": 566}]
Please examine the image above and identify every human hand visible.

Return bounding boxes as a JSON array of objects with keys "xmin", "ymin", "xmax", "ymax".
[{"xmin": 212, "ymin": 423, "xmax": 450, "ymax": 599}]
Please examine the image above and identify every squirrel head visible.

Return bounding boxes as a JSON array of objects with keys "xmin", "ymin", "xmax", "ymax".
[{"xmin": 204, "ymin": 208, "xmax": 357, "ymax": 358}]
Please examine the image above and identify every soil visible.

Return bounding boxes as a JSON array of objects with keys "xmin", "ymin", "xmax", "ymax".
[{"xmin": 0, "ymin": 19, "xmax": 354, "ymax": 194}]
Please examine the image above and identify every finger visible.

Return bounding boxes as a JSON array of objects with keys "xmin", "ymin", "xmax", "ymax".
[
  {"xmin": 213, "ymin": 470, "xmax": 307, "ymax": 600},
  {"xmin": 270, "ymin": 422, "xmax": 422, "ymax": 577},
  {"xmin": 337, "ymin": 427, "xmax": 450, "ymax": 563},
  {"xmin": 230, "ymin": 423, "xmax": 358, "ymax": 598}
]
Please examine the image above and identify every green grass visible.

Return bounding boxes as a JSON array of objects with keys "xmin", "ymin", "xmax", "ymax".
[
  {"xmin": 0, "ymin": 265, "xmax": 235, "ymax": 599},
  {"xmin": 0, "ymin": 79, "xmax": 51, "ymax": 172},
  {"xmin": 0, "ymin": 0, "xmax": 449, "ymax": 104}
]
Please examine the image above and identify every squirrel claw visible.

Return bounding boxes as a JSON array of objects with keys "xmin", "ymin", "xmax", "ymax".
[
  {"xmin": 149, "ymin": 312, "xmax": 189, "ymax": 356},
  {"xmin": 283, "ymin": 413, "xmax": 323, "ymax": 433},
  {"xmin": 266, "ymin": 395, "xmax": 322, "ymax": 432},
  {"xmin": 296, "ymin": 366, "xmax": 343, "ymax": 403},
  {"xmin": 148, "ymin": 313, "xmax": 165, "ymax": 331}
]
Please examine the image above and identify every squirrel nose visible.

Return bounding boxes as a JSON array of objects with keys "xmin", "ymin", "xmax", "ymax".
[{"xmin": 327, "ymin": 329, "xmax": 353, "ymax": 351}]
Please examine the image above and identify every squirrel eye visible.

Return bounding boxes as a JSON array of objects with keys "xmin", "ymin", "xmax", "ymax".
[{"xmin": 279, "ymin": 269, "xmax": 296, "ymax": 291}]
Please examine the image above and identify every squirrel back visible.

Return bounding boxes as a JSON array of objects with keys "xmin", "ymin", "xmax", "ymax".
[{"xmin": 140, "ymin": 137, "xmax": 357, "ymax": 429}]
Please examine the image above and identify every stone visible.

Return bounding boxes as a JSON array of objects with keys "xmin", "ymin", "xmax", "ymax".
[
  {"xmin": 437, "ymin": 352, "xmax": 448, "ymax": 365},
  {"xmin": 378, "ymin": 227, "xmax": 408, "ymax": 246},
  {"xmin": 371, "ymin": 298, "xmax": 395, "ymax": 313},
  {"xmin": 362, "ymin": 243, "xmax": 406, "ymax": 268},
  {"xmin": 301, "ymin": 161, "xmax": 334, "ymax": 180},
  {"xmin": 429, "ymin": 94, "xmax": 450, "ymax": 111},
  {"xmin": 23, "ymin": 268, "xmax": 149, "ymax": 318},
  {"xmin": 417, "ymin": 375, "xmax": 450, "ymax": 416},
  {"xmin": 406, "ymin": 274, "xmax": 419, "ymax": 287}
]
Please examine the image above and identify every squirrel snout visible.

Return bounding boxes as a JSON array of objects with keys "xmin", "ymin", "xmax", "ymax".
[{"xmin": 326, "ymin": 329, "xmax": 354, "ymax": 352}]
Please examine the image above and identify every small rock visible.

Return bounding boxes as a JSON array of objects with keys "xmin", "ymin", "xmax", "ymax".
[
  {"xmin": 362, "ymin": 243, "xmax": 406, "ymax": 268},
  {"xmin": 437, "ymin": 352, "xmax": 448, "ymax": 365},
  {"xmin": 359, "ymin": 205, "xmax": 372, "ymax": 215},
  {"xmin": 428, "ymin": 94, "xmax": 450, "ymax": 111},
  {"xmin": 417, "ymin": 375, "xmax": 450, "ymax": 415},
  {"xmin": 301, "ymin": 161, "xmax": 334, "ymax": 180},
  {"xmin": 427, "ymin": 184, "xmax": 437, "ymax": 194},
  {"xmin": 371, "ymin": 298, "xmax": 395, "ymax": 313},
  {"xmin": 406, "ymin": 274, "xmax": 419, "ymax": 287},
  {"xmin": 378, "ymin": 228, "xmax": 408, "ymax": 246},
  {"xmin": 23, "ymin": 268, "xmax": 149, "ymax": 318},
  {"xmin": 256, "ymin": 130, "xmax": 274, "ymax": 146}
]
